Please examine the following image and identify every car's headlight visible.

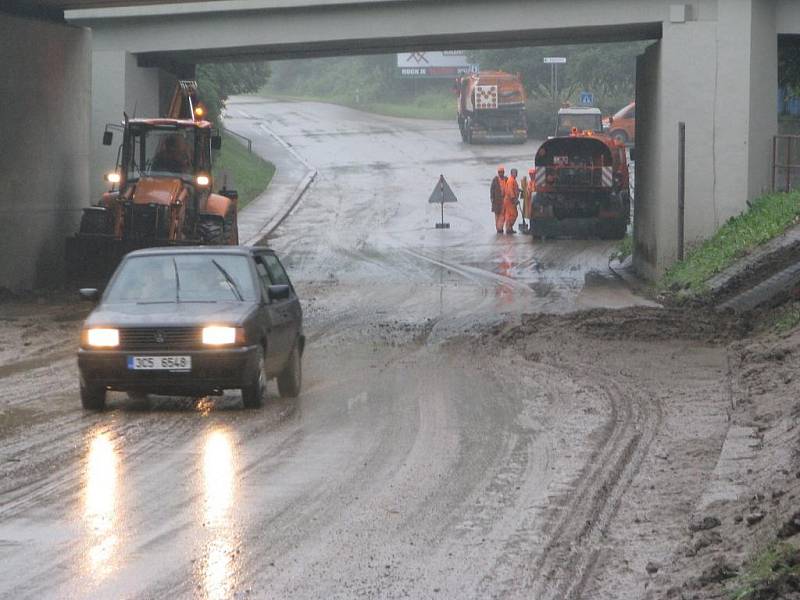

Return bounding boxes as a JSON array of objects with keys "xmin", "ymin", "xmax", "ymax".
[
  {"xmin": 84, "ymin": 328, "xmax": 119, "ymax": 348},
  {"xmin": 202, "ymin": 326, "xmax": 242, "ymax": 346}
]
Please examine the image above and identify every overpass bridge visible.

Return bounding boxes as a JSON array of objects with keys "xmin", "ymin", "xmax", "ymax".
[{"xmin": 2, "ymin": 0, "xmax": 800, "ymax": 287}]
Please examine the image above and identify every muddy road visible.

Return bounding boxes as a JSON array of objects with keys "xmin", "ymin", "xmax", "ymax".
[{"xmin": 0, "ymin": 101, "xmax": 737, "ymax": 599}]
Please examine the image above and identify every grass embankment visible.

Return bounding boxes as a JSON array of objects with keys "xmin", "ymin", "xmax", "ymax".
[
  {"xmin": 212, "ymin": 132, "xmax": 276, "ymax": 209},
  {"xmin": 659, "ymin": 191, "xmax": 800, "ymax": 293},
  {"xmin": 728, "ymin": 542, "xmax": 800, "ymax": 600},
  {"xmin": 259, "ymin": 89, "xmax": 454, "ymax": 121},
  {"xmin": 611, "ymin": 232, "xmax": 633, "ymax": 262}
]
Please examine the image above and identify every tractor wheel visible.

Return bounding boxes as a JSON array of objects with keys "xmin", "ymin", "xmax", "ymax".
[
  {"xmin": 197, "ymin": 217, "xmax": 225, "ymax": 245},
  {"xmin": 79, "ymin": 208, "xmax": 112, "ymax": 235}
]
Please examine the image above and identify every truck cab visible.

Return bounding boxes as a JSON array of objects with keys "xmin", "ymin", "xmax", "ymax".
[{"xmin": 555, "ymin": 107, "xmax": 603, "ymax": 137}]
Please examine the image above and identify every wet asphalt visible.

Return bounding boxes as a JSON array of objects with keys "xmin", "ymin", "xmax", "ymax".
[{"xmin": 0, "ymin": 100, "xmax": 656, "ymax": 599}]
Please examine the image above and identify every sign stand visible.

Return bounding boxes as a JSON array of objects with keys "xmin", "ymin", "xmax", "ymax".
[{"xmin": 428, "ymin": 174, "xmax": 457, "ymax": 229}]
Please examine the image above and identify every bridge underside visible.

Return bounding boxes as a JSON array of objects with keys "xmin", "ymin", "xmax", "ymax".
[
  {"xmin": 1, "ymin": 0, "xmax": 798, "ymax": 288},
  {"xmin": 136, "ymin": 23, "xmax": 663, "ymax": 66}
]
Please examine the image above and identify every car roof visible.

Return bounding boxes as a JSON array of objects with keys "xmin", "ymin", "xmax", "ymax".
[{"xmin": 124, "ymin": 246, "xmax": 274, "ymax": 258}]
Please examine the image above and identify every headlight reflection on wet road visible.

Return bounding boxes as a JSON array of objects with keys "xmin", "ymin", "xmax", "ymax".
[
  {"xmin": 200, "ymin": 428, "xmax": 238, "ymax": 600},
  {"xmin": 83, "ymin": 431, "xmax": 119, "ymax": 578}
]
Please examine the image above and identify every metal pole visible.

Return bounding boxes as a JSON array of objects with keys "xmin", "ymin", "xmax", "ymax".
[
  {"xmin": 678, "ymin": 122, "xmax": 686, "ymax": 261},
  {"xmin": 772, "ymin": 135, "xmax": 778, "ymax": 193},
  {"xmin": 787, "ymin": 137, "xmax": 793, "ymax": 193},
  {"xmin": 554, "ymin": 64, "xmax": 559, "ymax": 104}
]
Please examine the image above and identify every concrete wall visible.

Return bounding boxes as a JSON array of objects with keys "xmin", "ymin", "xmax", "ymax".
[
  {"xmin": 633, "ymin": 0, "xmax": 778, "ymax": 279},
  {"xmin": 0, "ymin": 14, "xmax": 91, "ymax": 290},
  {"xmin": 776, "ymin": 0, "xmax": 800, "ymax": 34}
]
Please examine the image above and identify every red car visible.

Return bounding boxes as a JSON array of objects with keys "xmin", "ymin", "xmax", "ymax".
[{"xmin": 603, "ymin": 102, "xmax": 635, "ymax": 145}]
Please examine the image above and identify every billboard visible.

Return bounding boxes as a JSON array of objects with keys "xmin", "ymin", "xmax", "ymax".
[{"xmin": 397, "ymin": 51, "xmax": 478, "ymax": 78}]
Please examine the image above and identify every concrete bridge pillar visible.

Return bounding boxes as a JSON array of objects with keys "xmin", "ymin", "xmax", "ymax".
[
  {"xmin": 634, "ymin": 0, "xmax": 778, "ymax": 279},
  {"xmin": 0, "ymin": 14, "xmax": 90, "ymax": 289},
  {"xmin": 89, "ymin": 50, "xmax": 185, "ymax": 199}
]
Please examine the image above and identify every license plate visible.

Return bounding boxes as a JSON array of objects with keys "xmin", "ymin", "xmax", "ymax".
[{"xmin": 127, "ymin": 355, "xmax": 192, "ymax": 372}]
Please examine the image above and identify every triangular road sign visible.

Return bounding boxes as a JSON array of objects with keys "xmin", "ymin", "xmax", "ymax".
[{"xmin": 428, "ymin": 175, "xmax": 458, "ymax": 204}]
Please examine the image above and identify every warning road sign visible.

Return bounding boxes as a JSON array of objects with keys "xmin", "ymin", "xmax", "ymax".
[
  {"xmin": 429, "ymin": 175, "xmax": 457, "ymax": 229},
  {"xmin": 428, "ymin": 175, "xmax": 458, "ymax": 204}
]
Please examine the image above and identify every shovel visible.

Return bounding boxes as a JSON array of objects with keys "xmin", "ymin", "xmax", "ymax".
[{"xmin": 517, "ymin": 200, "xmax": 529, "ymax": 233}]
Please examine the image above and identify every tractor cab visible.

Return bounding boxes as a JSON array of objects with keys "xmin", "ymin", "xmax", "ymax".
[
  {"xmin": 66, "ymin": 81, "xmax": 239, "ymax": 287},
  {"xmin": 103, "ymin": 118, "xmax": 221, "ymax": 192}
]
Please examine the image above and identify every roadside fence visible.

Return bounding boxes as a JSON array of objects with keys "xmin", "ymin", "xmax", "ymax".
[
  {"xmin": 223, "ymin": 127, "xmax": 253, "ymax": 153},
  {"xmin": 772, "ymin": 135, "xmax": 800, "ymax": 193}
]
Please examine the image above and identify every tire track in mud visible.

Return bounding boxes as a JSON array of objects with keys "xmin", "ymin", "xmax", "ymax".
[{"xmin": 529, "ymin": 367, "xmax": 664, "ymax": 599}]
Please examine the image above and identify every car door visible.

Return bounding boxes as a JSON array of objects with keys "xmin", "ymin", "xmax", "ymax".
[
  {"xmin": 624, "ymin": 104, "xmax": 635, "ymax": 141},
  {"xmin": 254, "ymin": 252, "xmax": 296, "ymax": 369},
  {"xmin": 261, "ymin": 252, "xmax": 301, "ymax": 347},
  {"xmin": 252, "ymin": 255, "xmax": 286, "ymax": 370}
]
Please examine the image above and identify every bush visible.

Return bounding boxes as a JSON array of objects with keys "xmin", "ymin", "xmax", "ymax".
[{"xmin": 526, "ymin": 97, "xmax": 558, "ymax": 139}]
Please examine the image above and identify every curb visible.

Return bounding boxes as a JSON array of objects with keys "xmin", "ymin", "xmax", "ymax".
[{"xmin": 240, "ymin": 123, "xmax": 318, "ymax": 246}]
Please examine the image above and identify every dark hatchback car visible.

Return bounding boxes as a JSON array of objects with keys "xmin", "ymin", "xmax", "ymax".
[{"xmin": 77, "ymin": 246, "xmax": 304, "ymax": 410}]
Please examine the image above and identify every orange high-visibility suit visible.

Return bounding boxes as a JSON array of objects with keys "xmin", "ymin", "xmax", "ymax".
[
  {"xmin": 503, "ymin": 174, "xmax": 520, "ymax": 233},
  {"xmin": 521, "ymin": 173, "xmax": 535, "ymax": 220}
]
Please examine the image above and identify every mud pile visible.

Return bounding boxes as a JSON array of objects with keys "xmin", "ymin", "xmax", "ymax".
[
  {"xmin": 482, "ymin": 307, "xmax": 799, "ymax": 599},
  {"xmin": 648, "ymin": 328, "xmax": 800, "ymax": 600}
]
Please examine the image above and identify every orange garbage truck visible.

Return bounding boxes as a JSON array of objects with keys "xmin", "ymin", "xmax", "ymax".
[
  {"xmin": 66, "ymin": 81, "xmax": 239, "ymax": 285},
  {"xmin": 529, "ymin": 131, "xmax": 630, "ymax": 240},
  {"xmin": 456, "ymin": 71, "xmax": 528, "ymax": 144}
]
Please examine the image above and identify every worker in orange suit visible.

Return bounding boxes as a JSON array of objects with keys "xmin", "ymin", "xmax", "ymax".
[
  {"xmin": 490, "ymin": 166, "xmax": 507, "ymax": 234},
  {"xmin": 522, "ymin": 167, "xmax": 536, "ymax": 222},
  {"xmin": 503, "ymin": 168, "xmax": 520, "ymax": 234}
]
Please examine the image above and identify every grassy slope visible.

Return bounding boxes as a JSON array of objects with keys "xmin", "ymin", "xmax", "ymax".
[
  {"xmin": 258, "ymin": 89, "xmax": 454, "ymax": 121},
  {"xmin": 212, "ymin": 132, "xmax": 276, "ymax": 209},
  {"xmin": 728, "ymin": 542, "xmax": 800, "ymax": 600},
  {"xmin": 660, "ymin": 191, "xmax": 800, "ymax": 293}
]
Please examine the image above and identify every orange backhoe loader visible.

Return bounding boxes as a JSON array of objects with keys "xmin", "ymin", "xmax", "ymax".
[{"xmin": 66, "ymin": 81, "xmax": 239, "ymax": 285}]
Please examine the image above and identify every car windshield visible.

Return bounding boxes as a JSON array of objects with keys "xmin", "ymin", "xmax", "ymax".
[
  {"xmin": 105, "ymin": 254, "xmax": 257, "ymax": 303},
  {"xmin": 126, "ymin": 126, "xmax": 196, "ymax": 181},
  {"xmin": 557, "ymin": 114, "xmax": 602, "ymax": 136}
]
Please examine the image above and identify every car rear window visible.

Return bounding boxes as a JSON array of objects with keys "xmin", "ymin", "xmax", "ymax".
[{"xmin": 105, "ymin": 254, "xmax": 257, "ymax": 303}]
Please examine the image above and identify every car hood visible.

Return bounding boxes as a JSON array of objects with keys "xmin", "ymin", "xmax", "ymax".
[{"xmin": 85, "ymin": 301, "xmax": 257, "ymax": 328}]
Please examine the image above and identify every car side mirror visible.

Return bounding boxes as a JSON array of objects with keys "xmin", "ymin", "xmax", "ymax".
[
  {"xmin": 79, "ymin": 288, "xmax": 100, "ymax": 302},
  {"xmin": 102, "ymin": 131, "xmax": 113, "ymax": 146},
  {"xmin": 211, "ymin": 135, "xmax": 222, "ymax": 150},
  {"xmin": 267, "ymin": 284, "xmax": 290, "ymax": 302}
]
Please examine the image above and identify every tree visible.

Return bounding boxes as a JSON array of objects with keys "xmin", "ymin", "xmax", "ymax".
[
  {"xmin": 779, "ymin": 43, "xmax": 800, "ymax": 94},
  {"xmin": 469, "ymin": 43, "xmax": 647, "ymax": 112},
  {"xmin": 196, "ymin": 62, "xmax": 272, "ymax": 122}
]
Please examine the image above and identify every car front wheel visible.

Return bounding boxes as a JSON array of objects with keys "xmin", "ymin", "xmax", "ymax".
[
  {"xmin": 80, "ymin": 379, "xmax": 106, "ymax": 410},
  {"xmin": 241, "ymin": 349, "xmax": 266, "ymax": 409},
  {"xmin": 277, "ymin": 344, "xmax": 302, "ymax": 398}
]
